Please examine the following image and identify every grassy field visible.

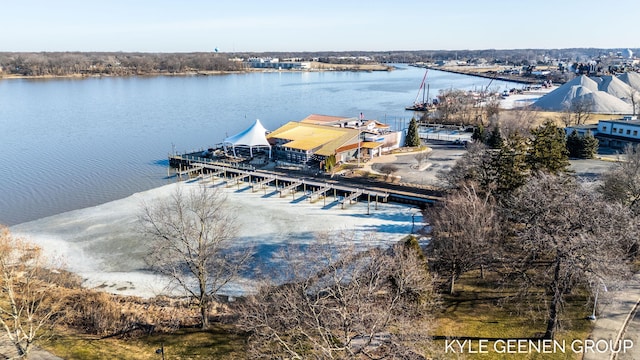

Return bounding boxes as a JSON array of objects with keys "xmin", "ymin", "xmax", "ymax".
[
  {"xmin": 428, "ymin": 273, "xmax": 593, "ymax": 360},
  {"xmin": 40, "ymin": 272, "xmax": 594, "ymax": 359}
]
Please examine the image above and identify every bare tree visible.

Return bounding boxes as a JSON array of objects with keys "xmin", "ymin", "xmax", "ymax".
[
  {"xmin": 425, "ymin": 184, "xmax": 498, "ymax": 294},
  {"xmin": 503, "ymin": 174, "xmax": 637, "ymax": 339},
  {"xmin": 483, "ymin": 96, "xmax": 502, "ymax": 123},
  {"xmin": 562, "ymin": 97, "xmax": 594, "ymax": 126},
  {"xmin": 378, "ymin": 163, "xmax": 400, "ymax": 181},
  {"xmin": 413, "ymin": 150, "xmax": 432, "ymax": 170},
  {"xmin": 628, "ymin": 87, "xmax": 640, "ymax": 117},
  {"xmin": 0, "ymin": 226, "xmax": 71, "ymax": 358},
  {"xmin": 436, "ymin": 89, "xmax": 476, "ymax": 126},
  {"xmin": 498, "ymin": 105, "xmax": 537, "ymax": 139},
  {"xmin": 140, "ymin": 184, "xmax": 251, "ymax": 328},
  {"xmin": 560, "ymin": 105, "xmax": 574, "ymax": 127},
  {"xmin": 600, "ymin": 144, "xmax": 640, "ymax": 217},
  {"xmin": 238, "ymin": 234, "xmax": 437, "ymax": 359},
  {"xmin": 437, "ymin": 141, "xmax": 492, "ymax": 189}
]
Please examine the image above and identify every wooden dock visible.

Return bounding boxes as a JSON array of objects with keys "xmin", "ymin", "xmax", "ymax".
[
  {"xmin": 309, "ymin": 185, "xmax": 332, "ymax": 203},
  {"xmin": 279, "ymin": 180, "xmax": 303, "ymax": 198},
  {"xmin": 169, "ymin": 154, "xmax": 439, "ymax": 210},
  {"xmin": 252, "ymin": 176, "xmax": 276, "ymax": 192}
]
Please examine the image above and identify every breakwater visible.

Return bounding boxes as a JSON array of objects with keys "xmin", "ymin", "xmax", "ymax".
[{"xmin": 422, "ymin": 66, "xmax": 540, "ymax": 85}]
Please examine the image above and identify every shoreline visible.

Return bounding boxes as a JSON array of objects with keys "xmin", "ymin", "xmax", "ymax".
[
  {"xmin": 11, "ymin": 178, "xmax": 421, "ymax": 298},
  {"xmin": 0, "ymin": 63, "xmax": 394, "ymax": 81},
  {"xmin": 422, "ymin": 65, "xmax": 545, "ymax": 85}
]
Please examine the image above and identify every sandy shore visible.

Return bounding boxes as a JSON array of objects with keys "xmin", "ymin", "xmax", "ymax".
[{"xmin": 11, "ymin": 178, "xmax": 421, "ymax": 298}]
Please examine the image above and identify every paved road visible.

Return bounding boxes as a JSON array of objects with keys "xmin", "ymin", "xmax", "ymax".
[
  {"xmin": 569, "ymin": 158, "xmax": 618, "ymax": 180},
  {"xmin": 367, "ymin": 142, "xmax": 466, "ymax": 187},
  {"xmin": 583, "ymin": 274, "xmax": 640, "ymax": 360},
  {"xmin": 616, "ymin": 298, "xmax": 640, "ymax": 360}
]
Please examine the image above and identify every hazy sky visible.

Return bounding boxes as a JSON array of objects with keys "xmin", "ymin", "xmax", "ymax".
[{"xmin": 1, "ymin": 0, "xmax": 638, "ymax": 52}]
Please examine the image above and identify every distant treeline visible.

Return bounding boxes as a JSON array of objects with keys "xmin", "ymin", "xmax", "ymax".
[
  {"xmin": 1, "ymin": 48, "xmax": 638, "ymax": 77},
  {"xmin": 0, "ymin": 52, "xmax": 245, "ymax": 77}
]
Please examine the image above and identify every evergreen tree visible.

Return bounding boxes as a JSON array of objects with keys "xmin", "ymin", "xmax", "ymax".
[
  {"xmin": 405, "ymin": 117, "xmax": 421, "ymax": 147},
  {"xmin": 324, "ymin": 154, "xmax": 337, "ymax": 172},
  {"xmin": 566, "ymin": 129, "xmax": 583, "ymax": 158},
  {"xmin": 581, "ymin": 130, "xmax": 599, "ymax": 159},
  {"xmin": 566, "ymin": 129, "xmax": 599, "ymax": 159},
  {"xmin": 471, "ymin": 124, "xmax": 486, "ymax": 143},
  {"xmin": 527, "ymin": 120, "xmax": 570, "ymax": 174},
  {"xmin": 491, "ymin": 133, "xmax": 530, "ymax": 195},
  {"xmin": 443, "ymin": 133, "xmax": 530, "ymax": 199},
  {"xmin": 486, "ymin": 126, "xmax": 504, "ymax": 149}
]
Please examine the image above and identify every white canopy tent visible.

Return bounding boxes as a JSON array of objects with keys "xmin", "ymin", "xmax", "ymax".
[{"xmin": 223, "ymin": 119, "xmax": 272, "ymax": 158}]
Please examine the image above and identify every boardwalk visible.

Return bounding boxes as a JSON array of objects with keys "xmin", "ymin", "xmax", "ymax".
[{"xmin": 169, "ymin": 154, "xmax": 441, "ymax": 209}]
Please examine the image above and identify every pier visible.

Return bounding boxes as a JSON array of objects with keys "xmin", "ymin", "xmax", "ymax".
[
  {"xmin": 169, "ymin": 153, "xmax": 440, "ymax": 210},
  {"xmin": 419, "ymin": 65, "xmax": 540, "ymax": 85}
]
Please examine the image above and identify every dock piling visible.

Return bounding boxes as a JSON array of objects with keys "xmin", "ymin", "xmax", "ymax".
[{"xmin": 169, "ymin": 154, "xmax": 432, "ymax": 211}]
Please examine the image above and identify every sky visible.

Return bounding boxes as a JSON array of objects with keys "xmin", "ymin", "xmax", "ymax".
[{"xmin": 1, "ymin": 0, "xmax": 638, "ymax": 53}]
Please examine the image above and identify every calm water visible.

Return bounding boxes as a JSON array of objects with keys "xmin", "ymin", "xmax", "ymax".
[{"xmin": 0, "ymin": 66, "xmax": 519, "ymax": 225}]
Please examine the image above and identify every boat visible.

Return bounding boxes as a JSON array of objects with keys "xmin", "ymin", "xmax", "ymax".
[{"xmin": 406, "ymin": 69, "xmax": 436, "ymax": 112}]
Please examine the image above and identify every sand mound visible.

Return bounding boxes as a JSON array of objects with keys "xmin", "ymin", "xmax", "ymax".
[
  {"xmin": 597, "ymin": 75, "xmax": 634, "ymax": 101},
  {"xmin": 583, "ymin": 91, "xmax": 633, "ymax": 113},
  {"xmin": 618, "ymin": 72, "xmax": 640, "ymax": 92},
  {"xmin": 569, "ymin": 75, "xmax": 600, "ymax": 92},
  {"xmin": 533, "ymin": 74, "xmax": 633, "ymax": 113}
]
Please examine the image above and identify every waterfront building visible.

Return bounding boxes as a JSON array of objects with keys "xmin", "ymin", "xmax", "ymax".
[
  {"xmin": 223, "ymin": 119, "xmax": 272, "ymax": 158},
  {"xmin": 267, "ymin": 114, "xmax": 402, "ymax": 168},
  {"xmin": 246, "ymin": 57, "xmax": 310, "ymax": 70}
]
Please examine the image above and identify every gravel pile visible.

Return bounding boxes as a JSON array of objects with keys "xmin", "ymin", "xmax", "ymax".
[
  {"xmin": 618, "ymin": 71, "xmax": 640, "ymax": 92},
  {"xmin": 533, "ymin": 74, "xmax": 634, "ymax": 113}
]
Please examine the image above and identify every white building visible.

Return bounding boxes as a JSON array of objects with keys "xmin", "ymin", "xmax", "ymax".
[
  {"xmin": 566, "ymin": 116, "xmax": 640, "ymax": 149},
  {"xmin": 595, "ymin": 116, "xmax": 640, "ymax": 148},
  {"xmin": 246, "ymin": 57, "xmax": 310, "ymax": 70}
]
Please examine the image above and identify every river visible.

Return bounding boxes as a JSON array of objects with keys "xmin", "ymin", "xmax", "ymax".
[{"xmin": 0, "ymin": 65, "xmax": 520, "ymax": 225}]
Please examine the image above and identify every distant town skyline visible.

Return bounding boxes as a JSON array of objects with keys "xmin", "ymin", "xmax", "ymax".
[{"xmin": 2, "ymin": 0, "xmax": 638, "ymax": 53}]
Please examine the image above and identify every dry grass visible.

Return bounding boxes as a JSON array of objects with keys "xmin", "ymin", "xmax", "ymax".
[
  {"xmin": 43, "ymin": 325, "xmax": 246, "ymax": 360},
  {"xmin": 498, "ymin": 108, "xmax": 624, "ymax": 129},
  {"xmin": 39, "ymin": 287, "xmax": 245, "ymax": 359},
  {"xmin": 34, "ymin": 272, "xmax": 594, "ymax": 359}
]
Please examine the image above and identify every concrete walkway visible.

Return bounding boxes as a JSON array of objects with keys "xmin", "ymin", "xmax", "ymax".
[
  {"xmin": 358, "ymin": 144, "xmax": 466, "ymax": 187},
  {"xmin": 583, "ymin": 274, "xmax": 640, "ymax": 360}
]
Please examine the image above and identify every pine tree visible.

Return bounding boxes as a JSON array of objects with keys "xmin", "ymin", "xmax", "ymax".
[
  {"xmin": 492, "ymin": 133, "xmax": 530, "ymax": 195},
  {"xmin": 405, "ymin": 117, "xmax": 421, "ymax": 147},
  {"xmin": 566, "ymin": 129, "xmax": 583, "ymax": 158},
  {"xmin": 486, "ymin": 126, "xmax": 504, "ymax": 149},
  {"xmin": 566, "ymin": 129, "xmax": 599, "ymax": 159},
  {"xmin": 471, "ymin": 124, "xmax": 486, "ymax": 143},
  {"xmin": 581, "ymin": 130, "xmax": 599, "ymax": 159},
  {"xmin": 527, "ymin": 120, "xmax": 570, "ymax": 174}
]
